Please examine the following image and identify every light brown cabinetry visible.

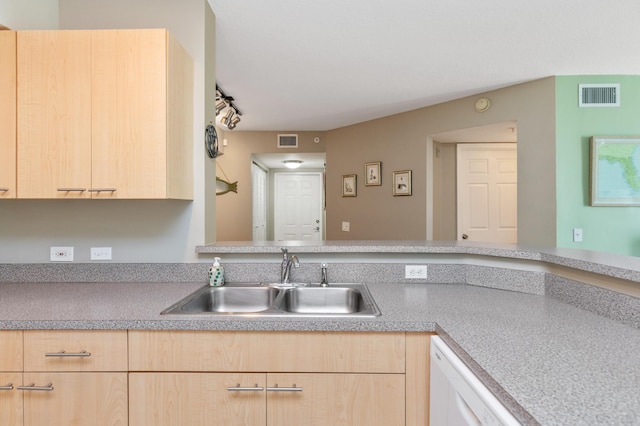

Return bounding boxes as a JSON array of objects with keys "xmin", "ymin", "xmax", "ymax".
[
  {"xmin": 129, "ymin": 330, "xmax": 430, "ymax": 426},
  {"xmin": 0, "ymin": 331, "xmax": 23, "ymax": 426},
  {"xmin": 16, "ymin": 29, "xmax": 193, "ymax": 200},
  {"xmin": 0, "ymin": 31, "xmax": 17, "ymax": 198},
  {"xmin": 0, "ymin": 330, "xmax": 128, "ymax": 426}
]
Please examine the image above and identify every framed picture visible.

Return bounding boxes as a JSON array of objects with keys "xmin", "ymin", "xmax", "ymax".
[
  {"xmin": 590, "ymin": 136, "xmax": 640, "ymax": 206},
  {"xmin": 365, "ymin": 162, "xmax": 381, "ymax": 186},
  {"xmin": 342, "ymin": 174, "xmax": 357, "ymax": 197},
  {"xmin": 392, "ymin": 170, "xmax": 412, "ymax": 196}
]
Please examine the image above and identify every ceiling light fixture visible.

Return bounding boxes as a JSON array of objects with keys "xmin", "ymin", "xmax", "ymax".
[
  {"xmin": 215, "ymin": 84, "xmax": 243, "ymax": 130},
  {"xmin": 227, "ymin": 115, "xmax": 241, "ymax": 130},
  {"xmin": 283, "ymin": 160, "xmax": 303, "ymax": 169}
]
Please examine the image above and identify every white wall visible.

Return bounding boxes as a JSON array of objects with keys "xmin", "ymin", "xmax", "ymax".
[
  {"xmin": 0, "ymin": 0, "xmax": 215, "ymax": 262},
  {"xmin": 0, "ymin": 0, "xmax": 58, "ymax": 29}
]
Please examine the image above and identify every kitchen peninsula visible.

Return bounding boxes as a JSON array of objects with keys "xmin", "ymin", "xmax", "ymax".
[{"xmin": 1, "ymin": 241, "xmax": 639, "ymax": 425}]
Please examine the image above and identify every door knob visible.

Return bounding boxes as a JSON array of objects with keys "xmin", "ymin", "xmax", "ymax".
[{"xmin": 462, "ymin": 234, "xmax": 469, "ymax": 240}]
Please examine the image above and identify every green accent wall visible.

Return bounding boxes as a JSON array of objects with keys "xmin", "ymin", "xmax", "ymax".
[{"xmin": 556, "ymin": 76, "xmax": 640, "ymax": 256}]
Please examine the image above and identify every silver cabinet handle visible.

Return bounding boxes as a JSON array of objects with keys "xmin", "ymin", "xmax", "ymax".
[
  {"xmin": 267, "ymin": 384, "xmax": 303, "ymax": 392},
  {"xmin": 227, "ymin": 383, "xmax": 264, "ymax": 392},
  {"xmin": 45, "ymin": 350, "xmax": 91, "ymax": 357},
  {"xmin": 0, "ymin": 188, "xmax": 8, "ymax": 192},
  {"xmin": 0, "ymin": 383, "xmax": 13, "ymax": 391},
  {"xmin": 88, "ymin": 188, "xmax": 117, "ymax": 192},
  {"xmin": 57, "ymin": 188, "xmax": 86, "ymax": 192},
  {"xmin": 17, "ymin": 383, "xmax": 54, "ymax": 391}
]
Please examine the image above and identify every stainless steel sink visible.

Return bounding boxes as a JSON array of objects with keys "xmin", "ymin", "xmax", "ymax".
[
  {"xmin": 161, "ymin": 283, "xmax": 380, "ymax": 317},
  {"xmin": 277, "ymin": 287, "xmax": 367, "ymax": 314},
  {"xmin": 161, "ymin": 284, "xmax": 280, "ymax": 314}
]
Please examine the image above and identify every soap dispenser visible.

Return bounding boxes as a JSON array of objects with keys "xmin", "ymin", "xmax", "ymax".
[{"xmin": 208, "ymin": 257, "xmax": 225, "ymax": 287}]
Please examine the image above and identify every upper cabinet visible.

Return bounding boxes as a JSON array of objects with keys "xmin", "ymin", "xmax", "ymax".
[
  {"xmin": 16, "ymin": 29, "xmax": 193, "ymax": 199},
  {"xmin": 91, "ymin": 29, "xmax": 193, "ymax": 199},
  {"xmin": 0, "ymin": 31, "xmax": 16, "ymax": 198}
]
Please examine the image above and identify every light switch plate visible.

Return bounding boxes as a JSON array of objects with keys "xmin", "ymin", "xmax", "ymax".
[{"xmin": 91, "ymin": 247, "xmax": 112, "ymax": 261}]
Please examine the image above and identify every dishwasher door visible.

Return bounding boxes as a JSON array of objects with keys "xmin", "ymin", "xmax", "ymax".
[{"xmin": 430, "ymin": 336, "xmax": 521, "ymax": 426}]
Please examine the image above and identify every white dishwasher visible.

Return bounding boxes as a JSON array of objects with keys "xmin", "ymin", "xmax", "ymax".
[{"xmin": 430, "ymin": 336, "xmax": 522, "ymax": 426}]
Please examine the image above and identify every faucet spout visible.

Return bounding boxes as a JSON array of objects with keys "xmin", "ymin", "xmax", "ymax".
[
  {"xmin": 320, "ymin": 263, "xmax": 329, "ymax": 287},
  {"xmin": 280, "ymin": 248, "xmax": 299, "ymax": 284}
]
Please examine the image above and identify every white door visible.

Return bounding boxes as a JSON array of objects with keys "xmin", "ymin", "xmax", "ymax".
[
  {"xmin": 252, "ymin": 162, "xmax": 268, "ymax": 241},
  {"xmin": 274, "ymin": 172, "xmax": 323, "ymax": 241},
  {"xmin": 457, "ymin": 143, "xmax": 517, "ymax": 244}
]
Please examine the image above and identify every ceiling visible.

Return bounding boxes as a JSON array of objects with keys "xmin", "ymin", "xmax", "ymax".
[{"xmin": 209, "ymin": 0, "xmax": 640, "ymax": 133}]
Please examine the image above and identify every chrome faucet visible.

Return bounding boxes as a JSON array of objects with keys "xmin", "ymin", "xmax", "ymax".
[
  {"xmin": 320, "ymin": 263, "xmax": 329, "ymax": 287},
  {"xmin": 280, "ymin": 248, "xmax": 299, "ymax": 284}
]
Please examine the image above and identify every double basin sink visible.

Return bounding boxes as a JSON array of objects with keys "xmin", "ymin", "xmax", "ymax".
[{"xmin": 161, "ymin": 283, "xmax": 380, "ymax": 317}]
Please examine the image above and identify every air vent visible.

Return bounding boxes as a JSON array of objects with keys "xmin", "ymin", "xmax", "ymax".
[
  {"xmin": 277, "ymin": 134, "xmax": 298, "ymax": 148},
  {"xmin": 579, "ymin": 84, "xmax": 620, "ymax": 107}
]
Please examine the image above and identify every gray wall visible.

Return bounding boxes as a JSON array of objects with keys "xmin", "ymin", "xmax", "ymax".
[
  {"xmin": 0, "ymin": 0, "xmax": 216, "ymax": 263},
  {"xmin": 326, "ymin": 78, "xmax": 557, "ymax": 246}
]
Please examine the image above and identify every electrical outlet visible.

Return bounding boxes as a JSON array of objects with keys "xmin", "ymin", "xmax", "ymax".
[
  {"xmin": 573, "ymin": 228, "xmax": 583, "ymax": 242},
  {"xmin": 405, "ymin": 265, "xmax": 427, "ymax": 279},
  {"xmin": 342, "ymin": 221, "xmax": 350, "ymax": 232},
  {"xmin": 91, "ymin": 247, "xmax": 112, "ymax": 261},
  {"xmin": 50, "ymin": 247, "xmax": 73, "ymax": 262}
]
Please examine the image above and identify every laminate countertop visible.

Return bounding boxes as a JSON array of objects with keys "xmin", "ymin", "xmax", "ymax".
[{"xmin": 0, "ymin": 280, "xmax": 638, "ymax": 425}]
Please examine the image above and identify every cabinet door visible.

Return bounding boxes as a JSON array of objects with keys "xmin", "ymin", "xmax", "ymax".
[
  {"xmin": 91, "ymin": 29, "xmax": 168, "ymax": 199},
  {"xmin": 0, "ymin": 31, "xmax": 16, "ymax": 198},
  {"xmin": 267, "ymin": 373, "xmax": 405, "ymax": 426},
  {"xmin": 0, "ymin": 372, "xmax": 22, "ymax": 426},
  {"xmin": 129, "ymin": 373, "xmax": 266, "ymax": 426},
  {"xmin": 22, "ymin": 372, "xmax": 127, "ymax": 426},
  {"xmin": 17, "ymin": 30, "xmax": 92, "ymax": 198},
  {"xmin": 0, "ymin": 331, "xmax": 22, "ymax": 372}
]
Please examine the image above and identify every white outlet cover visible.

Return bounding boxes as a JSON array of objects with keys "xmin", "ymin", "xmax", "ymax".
[
  {"xmin": 91, "ymin": 247, "xmax": 112, "ymax": 261},
  {"xmin": 50, "ymin": 246, "xmax": 74, "ymax": 262}
]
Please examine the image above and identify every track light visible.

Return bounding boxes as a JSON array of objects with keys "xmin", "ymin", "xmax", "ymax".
[
  {"xmin": 222, "ymin": 109, "xmax": 234, "ymax": 127},
  {"xmin": 215, "ymin": 84, "xmax": 243, "ymax": 130},
  {"xmin": 215, "ymin": 100, "xmax": 227, "ymax": 115},
  {"xmin": 227, "ymin": 115, "xmax": 241, "ymax": 130}
]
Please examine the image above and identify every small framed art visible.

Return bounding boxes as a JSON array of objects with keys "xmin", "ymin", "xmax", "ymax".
[
  {"xmin": 365, "ymin": 162, "xmax": 381, "ymax": 186},
  {"xmin": 392, "ymin": 170, "xmax": 412, "ymax": 196},
  {"xmin": 342, "ymin": 174, "xmax": 357, "ymax": 197}
]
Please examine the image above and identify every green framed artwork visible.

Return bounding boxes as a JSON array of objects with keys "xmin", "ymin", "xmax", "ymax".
[{"xmin": 590, "ymin": 136, "xmax": 640, "ymax": 206}]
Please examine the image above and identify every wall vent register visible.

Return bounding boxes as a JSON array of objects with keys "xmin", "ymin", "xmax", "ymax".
[
  {"xmin": 579, "ymin": 83, "xmax": 620, "ymax": 107},
  {"xmin": 278, "ymin": 134, "xmax": 299, "ymax": 148}
]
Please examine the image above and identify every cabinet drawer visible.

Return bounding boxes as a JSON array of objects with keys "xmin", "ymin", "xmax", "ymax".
[
  {"xmin": 24, "ymin": 330, "xmax": 127, "ymax": 372},
  {"xmin": 129, "ymin": 330, "xmax": 405, "ymax": 373},
  {"xmin": 0, "ymin": 331, "xmax": 23, "ymax": 372}
]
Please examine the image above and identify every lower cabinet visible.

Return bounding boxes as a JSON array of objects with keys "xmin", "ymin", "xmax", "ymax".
[
  {"xmin": 128, "ymin": 330, "xmax": 427, "ymax": 426},
  {"xmin": 22, "ymin": 372, "xmax": 128, "ymax": 426},
  {"xmin": 0, "ymin": 372, "xmax": 22, "ymax": 426},
  {"xmin": 266, "ymin": 373, "xmax": 405, "ymax": 425},
  {"xmin": 129, "ymin": 372, "xmax": 404, "ymax": 426},
  {"xmin": 129, "ymin": 373, "xmax": 266, "ymax": 426}
]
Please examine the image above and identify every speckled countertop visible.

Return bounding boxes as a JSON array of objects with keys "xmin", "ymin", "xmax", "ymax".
[
  {"xmin": 0, "ymin": 280, "xmax": 638, "ymax": 425},
  {"xmin": 198, "ymin": 240, "xmax": 640, "ymax": 282}
]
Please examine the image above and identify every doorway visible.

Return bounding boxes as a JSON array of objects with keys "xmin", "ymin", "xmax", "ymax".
[
  {"xmin": 274, "ymin": 172, "xmax": 324, "ymax": 241},
  {"xmin": 251, "ymin": 162, "xmax": 268, "ymax": 241},
  {"xmin": 430, "ymin": 121, "xmax": 518, "ymax": 244},
  {"xmin": 456, "ymin": 143, "xmax": 517, "ymax": 243}
]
